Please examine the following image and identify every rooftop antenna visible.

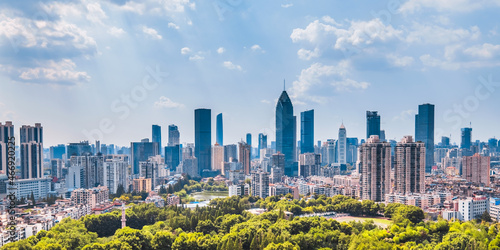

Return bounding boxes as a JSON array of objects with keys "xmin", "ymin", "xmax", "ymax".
[{"xmin": 283, "ymin": 79, "xmax": 285, "ymax": 91}]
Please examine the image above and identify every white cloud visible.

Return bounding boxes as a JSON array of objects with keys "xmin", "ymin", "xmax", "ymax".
[
  {"xmin": 321, "ymin": 16, "xmax": 342, "ymax": 26},
  {"xmin": 17, "ymin": 59, "xmax": 90, "ymax": 84},
  {"xmin": 223, "ymin": 61, "xmax": 242, "ymax": 71},
  {"xmin": 189, "ymin": 55, "xmax": 204, "ymax": 61},
  {"xmin": 420, "ymin": 54, "xmax": 460, "ymax": 70},
  {"xmin": 297, "ymin": 48, "xmax": 320, "ymax": 60},
  {"xmin": 281, "ymin": 3, "xmax": 293, "ymax": 8},
  {"xmin": 108, "ymin": 26, "xmax": 125, "ymax": 37},
  {"xmin": 406, "ymin": 24, "xmax": 480, "ymax": 45},
  {"xmin": 154, "ymin": 96, "xmax": 184, "ymax": 109},
  {"xmin": 392, "ymin": 110, "xmax": 416, "ymax": 121},
  {"xmin": 142, "ymin": 26, "xmax": 162, "ymax": 40},
  {"xmin": 251, "ymin": 44, "xmax": 263, "ymax": 52},
  {"xmin": 168, "ymin": 22, "xmax": 180, "ymax": 30},
  {"xmin": 181, "ymin": 47, "xmax": 191, "ymax": 54},
  {"xmin": 217, "ymin": 47, "xmax": 225, "ymax": 54},
  {"xmin": 118, "ymin": 1, "xmax": 146, "ymax": 14},
  {"xmin": 290, "ymin": 62, "xmax": 369, "ymax": 103},
  {"xmin": 387, "ymin": 54, "xmax": 414, "ymax": 67},
  {"xmin": 463, "ymin": 43, "xmax": 500, "ymax": 59},
  {"xmin": 116, "ymin": 0, "xmax": 195, "ymax": 15},
  {"xmin": 400, "ymin": 0, "xmax": 500, "ymax": 13},
  {"xmin": 86, "ymin": 2, "xmax": 107, "ymax": 24},
  {"xmin": 261, "ymin": 100, "xmax": 271, "ymax": 104}
]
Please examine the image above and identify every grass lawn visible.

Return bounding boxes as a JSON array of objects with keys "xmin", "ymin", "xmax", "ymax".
[{"xmin": 333, "ymin": 216, "xmax": 392, "ymax": 228}]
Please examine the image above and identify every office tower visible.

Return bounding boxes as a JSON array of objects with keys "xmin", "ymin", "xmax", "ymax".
[
  {"xmin": 461, "ymin": 128, "xmax": 472, "ymax": 149},
  {"xmin": 131, "ymin": 138, "xmax": 159, "ymax": 175},
  {"xmin": 212, "ymin": 143, "xmax": 224, "ymax": 172},
  {"xmin": 183, "ymin": 143, "xmax": 195, "ymax": 159},
  {"xmin": 0, "ymin": 121, "xmax": 14, "ymax": 175},
  {"xmin": 488, "ymin": 138, "xmax": 498, "ymax": 153},
  {"xmin": 338, "ymin": 123, "xmax": 347, "ymax": 164},
  {"xmin": 49, "ymin": 144, "xmax": 66, "ymax": 159},
  {"xmin": 270, "ymin": 152, "xmax": 285, "ymax": 183},
  {"xmin": 168, "ymin": 125, "xmax": 180, "ymax": 146},
  {"xmin": 139, "ymin": 156, "xmax": 161, "ymax": 189},
  {"xmin": 258, "ymin": 133, "xmax": 268, "ymax": 158},
  {"xmin": 359, "ymin": 135, "xmax": 391, "ymax": 202},
  {"xmin": 95, "ymin": 140, "xmax": 101, "ymax": 155},
  {"xmin": 441, "ymin": 136, "xmax": 450, "ymax": 148},
  {"xmin": 101, "ymin": 144, "xmax": 108, "ymax": 155},
  {"xmin": 67, "ymin": 141, "xmax": 93, "ymax": 157},
  {"xmin": 195, "ymin": 108, "xmax": 212, "ymax": 177},
  {"xmin": 20, "ymin": 123, "xmax": 43, "ymax": 179},
  {"xmin": 251, "ymin": 170, "xmax": 269, "ymax": 198},
  {"xmin": 180, "ymin": 157, "xmax": 198, "ymax": 178},
  {"xmin": 246, "ymin": 133, "xmax": 252, "ymax": 146},
  {"xmin": 300, "ymin": 110, "xmax": 314, "ymax": 154},
  {"xmin": 366, "ymin": 111, "xmax": 381, "ymax": 139},
  {"xmin": 346, "ymin": 138, "xmax": 358, "ymax": 164},
  {"xmin": 165, "ymin": 145, "xmax": 181, "ymax": 172},
  {"xmin": 152, "ymin": 125, "xmax": 162, "ymax": 155},
  {"xmin": 394, "ymin": 136, "xmax": 425, "ymax": 194},
  {"xmin": 51, "ymin": 159, "xmax": 64, "ymax": 179},
  {"xmin": 326, "ymin": 139, "xmax": 336, "ymax": 165},
  {"xmin": 298, "ymin": 153, "xmax": 321, "ymax": 178},
  {"xmin": 276, "ymin": 89, "xmax": 296, "ymax": 176},
  {"xmin": 415, "ymin": 103, "xmax": 435, "ymax": 173},
  {"xmin": 216, "ymin": 113, "xmax": 223, "ymax": 146},
  {"xmin": 224, "ymin": 144, "xmax": 238, "ymax": 162},
  {"xmin": 103, "ymin": 159, "xmax": 129, "ymax": 194},
  {"xmin": 238, "ymin": 141, "xmax": 251, "ymax": 175},
  {"xmin": 69, "ymin": 155, "xmax": 104, "ymax": 189},
  {"xmin": 462, "ymin": 153, "xmax": 490, "ymax": 186}
]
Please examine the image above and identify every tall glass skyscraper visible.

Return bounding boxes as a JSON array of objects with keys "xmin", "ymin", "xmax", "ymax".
[
  {"xmin": 131, "ymin": 138, "xmax": 158, "ymax": 175},
  {"xmin": 276, "ymin": 90, "xmax": 296, "ymax": 176},
  {"xmin": 366, "ymin": 111, "xmax": 381, "ymax": 139},
  {"xmin": 461, "ymin": 127, "xmax": 472, "ymax": 149},
  {"xmin": 415, "ymin": 103, "xmax": 435, "ymax": 173},
  {"xmin": 152, "ymin": 125, "xmax": 161, "ymax": 155},
  {"xmin": 246, "ymin": 133, "xmax": 252, "ymax": 146},
  {"xmin": 195, "ymin": 108, "xmax": 212, "ymax": 177},
  {"xmin": 168, "ymin": 125, "xmax": 180, "ymax": 146},
  {"xmin": 338, "ymin": 123, "xmax": 347, "ymax": 164},
  {"xmin": 300, "ymin": 110, "xmax": 314, "ymax": 154},
  {"xmin": 216, "ymin": 113, "xmax": 223, "ymax": 146},
  {"xmin": 258, "ymin": 133, "xmax": 267, "ymax": 158}
]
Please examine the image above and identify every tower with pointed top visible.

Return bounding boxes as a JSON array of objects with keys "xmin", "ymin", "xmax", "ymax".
[
  {"xmin": 121, "ymin": 202, "xmax": 126, "ymax": 228},
  {"xmin": 338, "ymin": 123, "xmax": 347, "ymax": 164},
  {"xmin": 276, "ymin": 88, "xmax": 296, "ymax": 176}
]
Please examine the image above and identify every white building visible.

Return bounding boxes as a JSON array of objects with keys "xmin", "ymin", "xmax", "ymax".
[
  {"xmin": 6, "ymin": 178, "xmax": 51, "ymax": 200},
  {"xmin": 489, "ymin": 198, "xmax": 500, "ymax": 221},
  {"xmin": 458, "ymin": 196, "xmax": 489, "ymax": 221},
  {"xmin": 229, "ymin": 184, "xmax": 250, "ymax": 197},
  {"xmin": 251, "ymin": 170, "xmax": 269, "ymax": 198},
  {"xmin": 103, "ymin": 159, "xmax": 129, "ymax": 194}
]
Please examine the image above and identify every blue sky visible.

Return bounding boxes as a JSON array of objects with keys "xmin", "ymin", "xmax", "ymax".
[{"xmin": 1, "ymin": 0, "xmax": 499, "ymax": 147}]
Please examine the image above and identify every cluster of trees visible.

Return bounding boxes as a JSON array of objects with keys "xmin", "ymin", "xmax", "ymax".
[{"xmin": 4, "ymin": 195, "xmax": 500, "ymax": 250}]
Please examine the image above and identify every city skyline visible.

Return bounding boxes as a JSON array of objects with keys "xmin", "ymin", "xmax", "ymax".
[{"xmin": 0, "ymin": 1, "xmax": 499, "ymax": 147}]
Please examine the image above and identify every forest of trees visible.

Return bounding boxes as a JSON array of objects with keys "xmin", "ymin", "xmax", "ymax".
[{"xmin": 3, "ymin": 195, "xmax": 500, "ymax": 250}]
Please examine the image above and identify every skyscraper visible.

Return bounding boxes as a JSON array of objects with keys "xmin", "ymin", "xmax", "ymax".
[
  {"xmin": 238, "ymin": 141, "xmax": 251, "ymax": 175},
  {"xmin": 168, "ymin": 125, "xmax": 180, "ymax": 146},
  {"xmin": 251, "ymin": 170, "xmax": 269, "ymax": 198},
  {"xmin": 131, "ymin": 139, "xmax": 159, "ymax": 175},
  {"xmin": 394, "ymin": 136, "xmax": 425, "ymax": 194},
  {"xmin": 359, "ymin": 135, "xmax": 391, "ymax": 202},
  {"xmin": 67, "ymin": 141, "xmax": 92, "ymax": 157},
  {"xmin": 152, "ymin": 125, "xmax": 162, "ymax": 155},
  {"xmin": 276, "ymin": 89, "xmax": 296, "ymax": 176},
  {"xmin": 346, "ymin": 138, "xmax": 358, "ymax": 165},
  {"xmin": 461, "ymin": 128, "xmax": 472, "ymax": 149},
  {"xmin": 224, "ymin": 144, "xmax": 238, "ymax": 162},
  {"xmin": 212, "ymin": 143, "xmax": 224, "ymax": 172},
  {"xmin": 246, "ymin": 133, "xmax": 252, "ymax": 147},
  {"xmin": 489, "ymin": 138, "xmax": 498, "ymax": 153},
  {"xmin": 462, "ymin": 153, "xmax": 490, "ymax": 186},
  {"xmin": 300, "ymin": 109, "xmax": 314, "ymax": 154},
  {"xmin": 298, "ymin": 153, "xmax": 321, "ymax": 178},
  {"xmin": 216, "ymin": 113, "xmax": 223, "ymax": 146},
  {"xmin": 195, "ymin": 108, "xmax": 212, "ymax": 177},
  {"xmin": 0, "ymin": 121, "xmax": 14, "ymax": 175},
  {"xmin": 366, "ymin": 111, "xmax": 381, "ymax": 139},
  {"xmin": 338, "ymin": 123, "xmax": 347, "ymax": 164},
  {"xmin": 415, "ymin": 103, "xmax": 435, "ymax": 173},
  {"xmin": 20, "ymin": 123, "xmax": 43, "ymax": 179},
  {"xmin": 441, "ymin": 136, "xmax": 450, "ymax": 148},
  {"xmin": 258, "ymin": 133, "xmax": 267, "ymax": 158},
  {"xmin": 165, "ymin": 145, "xmax": 180, "ymax": 172}
]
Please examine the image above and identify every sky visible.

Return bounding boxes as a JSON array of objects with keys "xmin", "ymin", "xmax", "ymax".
[{"xmin": 1, "ymin": 0, "xmax": 500, "ymax": 147}]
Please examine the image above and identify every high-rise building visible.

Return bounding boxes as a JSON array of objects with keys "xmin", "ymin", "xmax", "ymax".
[
  {"xmin": 51, "ymin": 159, "xmax": 64, "ymax": 179},
  {"xmin": 462, "ymin": 153, "xmax": 490, "ymax": 186},
  {"xmin": 212, "ymin": 143, "xmax": 224, "ymax": 173},
  {"xmin": 103, "ymin": 158, "xmax": 129, "ymax": 194},
  {"xmin": 20, "ymin": 123, "xmax": 43, "ymax": 179},
  {"xmin": 359, "ymin": 135, "xmax": 391, "ymax": 202},
  {"xmin": 326, "ymin": 139, "xmax": 336, "ymax": 165},
  {"xmin": 139, "ymin": 156, "xmax": 162, "ymax": 190},
  {"xmin": 152, "ymin": 125, "xmax": 162, "ymax": 155},
  {"xmin": 69, "ymin": 155, "xmax": 104, "ymax": 189},
  {"xmin": 298, "ymin": 153, "xmax": 321, "ymax": 178},
  {"xmin": 131, "ymin": 139, "xmax": 159, "ymax": 175},
  {"xmin": 165, "ymin": 145, "xmax": 181, "ymax": 172},
  {"xmin": 415, "ymin": 103, "xmax": 435, "ymax": 173},
  {"xmin": 380, "ymin": 130, "xmax": 386, "ymax": 142},
  {"xmin": 168, "ymin": 125, "xmax": 180, "ymax": 146},
  {"xmin": 394, "ymin": 136, "xmax": 425, "ymax": 195},
  {"xmin": 258, "ymin": 133, "xmax": 267, "ymax": 158},
  {"xmin": 224, "ymin": 144, "xmax": 238, "ymax": 162},
  {"xmin": 276, "ymin": 89, "xmax": 296, "ymax": 176},
  {"xmin": 366, "ymin": 111, "xmax": 381, "ymax": 139},
  {"xmin": 180, "ymin": 156, "xmax": 198, "ymax": 178},
  {"xmin": 441, "ymin": 136, "xmax": 450, "ymax": 148},
  {"xmin": 67, "ymin": 141, "xmax": 93, "ymax": 157},
  {"xmin": 346, "ymin": 138, "xmax": 358, "ymax": 165},
  {"xmin": 461, "ymin": 128, "xmax": 472, "ymax": 149},
  {"xmin": 0, "ymin": 121, "xmax": 14, "ymax": 175},
  {"xmin": 488, "ymin": 138, "xmax": 498, "ymax": 153},
  {"xmin": 195, "ymin": 108, "xmax": 212, "ymax": 177},
  {"xmin": 338, "ymin": 123, "xmax": 347, "ymax": 164},
  {"xmin": 300, "ymin": 109, "xmax": 314, "ymax": 154},
  {"xmin": 246, "ymin": 133, "xmax": 252, "ymax": 146},
  {"xmin": 216, "ymin": 113, "xmax": 223, "ymax": 146},
  {"xmin": 50, "ymin": 144, "xmax": 66, "ymax": 159},
  {"xmin": 251, "ymin": 170, "xmax": 269, "ymax": 198},
  {"xmin": 238, "ymin": 141, "xmax": 251, "ymax": 175}
]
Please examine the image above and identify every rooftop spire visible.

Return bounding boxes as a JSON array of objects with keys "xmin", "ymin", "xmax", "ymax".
[{"xmin": 283, "ymin": 79, "xmax": 285, "ymax": 91}]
